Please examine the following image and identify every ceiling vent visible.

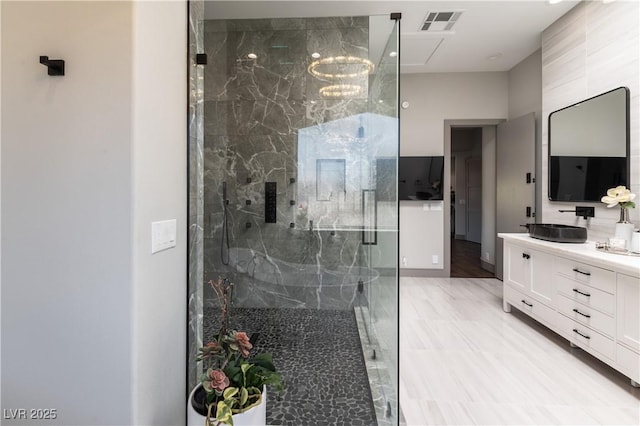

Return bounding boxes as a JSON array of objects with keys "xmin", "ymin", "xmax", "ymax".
[{"xmin": 420, "ymin": 11, "xmax": 463, "ymax": 32}]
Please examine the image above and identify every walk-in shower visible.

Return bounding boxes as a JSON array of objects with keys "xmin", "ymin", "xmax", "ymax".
[{"xmin": 188, "ymin": 5, "xmax": 399, "ymax": 424}]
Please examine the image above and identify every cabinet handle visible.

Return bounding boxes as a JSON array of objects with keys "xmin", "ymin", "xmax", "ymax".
[
  {"xmin": 572, "ymin": 268, "xmax": 591, "ymax": 276},
  {"xmin": 521, "ymin": 299, "xmax": 533, "ymax": 307},
  {"xmin": 572, "ymin": 308, "xmax": 591, "ymax": 319},
  {"xmin": 522, "ymin": 253, "xmax": 531, "ymax": 259},
  {"xmin": 573, "ymin": 329, "xmax": 590, "ymax": 340},
  {"xmin": 572, "ymin": 288, "xmax": 591, "ymax": 297}
]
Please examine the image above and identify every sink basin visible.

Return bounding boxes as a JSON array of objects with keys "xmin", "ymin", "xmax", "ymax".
[{"xmin": 523, "ymin": 223, "xmax": 587, "ymax": 243}]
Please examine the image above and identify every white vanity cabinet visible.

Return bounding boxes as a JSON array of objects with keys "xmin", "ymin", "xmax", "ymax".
[
  {"xmin": 503, "ymin": 242, "xmax": 556, "ymax": 327},
  {"xmin": 617, "ymin": 273, "xmax": 640, "ymax": 382},
  {"xmin": 500, "ymin": 233, "xmax": 640, "ymax": 386}
]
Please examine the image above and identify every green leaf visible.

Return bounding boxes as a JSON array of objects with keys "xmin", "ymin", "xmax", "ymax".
[
  {"xmin": 250, "ymin": 353, "xmax": 276, "ymax": 371},
  {"xmin": 216, "ymin": 401, "xmax": 234, "ymax": 426},
  {"xmin": 240, "ymin": 387, "xmax": 248, "ymax": 406},
  {"xmin": 240, "ymin": 363, "xmax": 253, "ymax": 374},
  {"xmin": 223, "ymin": 387, "xmax": 238, "ymax": 399}
]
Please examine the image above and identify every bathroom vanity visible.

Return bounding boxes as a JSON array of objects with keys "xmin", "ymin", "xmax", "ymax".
[{"xmin": 499, "ymin": 233, "xmax": 640, "ymax": 386}]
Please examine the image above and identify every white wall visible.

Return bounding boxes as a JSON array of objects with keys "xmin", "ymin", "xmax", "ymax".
[
  {"xmin": 1, "ymin": 2, "xmax": 187, "ymax": 425},
  {"xmin": 2, "ymin": 3, "xmax": 134, "ymax": 423},
  {"xmin": 399, "ymin": 201, "xmax": 444, "ymax": 269},
  {"xmin": 131, "ymin": 2, "xmax": 187, "ymax": 425},
  {"xmin": 400, "ymin": 73, "xmax": 508, "ymax": 273},
  {"xmin": 401, "ymin": 73, "xmax": 508, "ymax": 156},
  {"xmin": 541, "ymin": 1, "xmax": 640, "ymax": 241}
]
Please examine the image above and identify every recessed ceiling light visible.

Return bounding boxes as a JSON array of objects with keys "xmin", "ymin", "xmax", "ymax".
[
  {"xmin": 311, "ymin": 52, "xmax": 321, "ymax": 59},
  {"xmin": 547, "ymin": 0, "xmax": 563, "ymax": 4},
  {"xmin": 247, "ymin": 53, "xmax": 257, "ymax": 59},
  {"xmin": 487, "ymin": 53, "xmax": 502, "ymax": 61},
  {"xmin": 389, "ymin": 51, "xmax": 398, "ymax": 57}
]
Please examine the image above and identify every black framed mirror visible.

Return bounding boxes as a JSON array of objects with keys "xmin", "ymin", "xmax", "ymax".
[{"xmin": 548, "ymin": 86, "xmax": 630, "ymax": 202}]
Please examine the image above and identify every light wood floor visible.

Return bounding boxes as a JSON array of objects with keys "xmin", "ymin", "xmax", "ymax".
[{"xmin": 399, "ymin": 277, "xmax": 640, "ymax": 425}]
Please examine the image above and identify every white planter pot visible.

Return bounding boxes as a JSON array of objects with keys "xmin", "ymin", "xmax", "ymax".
[
  {"xmin": 614, "ymin": 222, "xmax": 634, "ymax": 249},
  {"xmin": 187, "ymin": 385, "xmax": 267, "ymax": 426}
]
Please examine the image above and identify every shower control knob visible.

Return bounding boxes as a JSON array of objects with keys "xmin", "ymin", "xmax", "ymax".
[
  {"xmin": 246, "ymin": 222, "xmax": 252, "ymax": 229},
  {"xmin": 246, "ymin": 200, "xmax": 251, "ymax": 205},
  {"xmin": 289, "ymin": 177, "xmax": 296, "ymax": 184},
  {"xmin": 289, "ymin": 223, "xmax": 295, "ymax": 228},
  {"xmin": 289, "ymin": 200, "xmax": 295, "ymax": 206}
]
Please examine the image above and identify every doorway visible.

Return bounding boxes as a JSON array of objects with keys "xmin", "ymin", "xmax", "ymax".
[{"xmin": 450, "ymin": 127, "xmax": 494, "ymax": 278}]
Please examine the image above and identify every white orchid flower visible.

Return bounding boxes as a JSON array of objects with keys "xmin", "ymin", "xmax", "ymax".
[{"xmin": 601, "ymin": 185, "xmax": 636, "ymax": 208}]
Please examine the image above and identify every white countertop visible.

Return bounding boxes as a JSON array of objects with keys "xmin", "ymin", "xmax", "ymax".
[{"xmin": 498, "ymin": 233, "xmax": 640, "ymax": 279}]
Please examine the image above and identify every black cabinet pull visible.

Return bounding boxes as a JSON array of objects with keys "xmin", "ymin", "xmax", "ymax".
[
  {"xmin": 521, "ymin": 300, "xmax": 533, "ymax": 307},
  {"xmin": 572, "ymin": 268, "xmax": 591, "ymax": 276},
  {"xmin": 573, "ymin": 329, "xmax": 590, "ymax": 339},
  {"xmin": 573, "ymin": 288, "xmax": 591, "ymax": 297},
  {"xmin": 573, "ymin": 308, "xmax": 591, "ymax": 319},
  {"xmin": 522, "ymin": 253, "xmax": 531, "ymax": 259}
]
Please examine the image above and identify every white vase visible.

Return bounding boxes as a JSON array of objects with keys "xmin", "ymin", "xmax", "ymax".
[
  {"xmin": 614, "ymin": 223, "xmax": 634, "ymax": 248},
  {"xmin": 630, "ymin": 231, "xmax": 640, "ymax": 254},
  {"xmin": 187, "ymin": 385, "xmax": 267, "ymax": 426},
  {"xmin": 612, "ymin": 207, "xmax": 634, "ymax": 249}
]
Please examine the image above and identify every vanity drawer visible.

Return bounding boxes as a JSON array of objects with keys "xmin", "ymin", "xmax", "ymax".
[
  {"xmin": 554, "ymin": 257, "xmax": 615, "ymax": 294},
  {"xmin": 556, "ymin": 313, "xmax": 616, "ymax": 362},
  {"xmin": 504, "ymin": 285, "xmax": 557, "ymax": 328},
  {"xmin": 556, "ymin": 293, "xmax": 615, "ymax": 338},
  {"xmin": 556, "ymin": 274, "xmax": 615, "ymax": 316}
]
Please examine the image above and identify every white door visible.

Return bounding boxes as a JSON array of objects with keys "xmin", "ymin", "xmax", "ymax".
[{"xmin": 496, "ymin": 113, "xmax": 535, "ymax": 280}]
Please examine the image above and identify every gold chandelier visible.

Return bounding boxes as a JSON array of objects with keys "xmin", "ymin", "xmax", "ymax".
[
  {"xmin": 308, "ymin": 55, "xmax": 375, "ymax": 80},
  {"xmin": 318, "ymin": 84, "xmax": 363, "ymax": 98}
]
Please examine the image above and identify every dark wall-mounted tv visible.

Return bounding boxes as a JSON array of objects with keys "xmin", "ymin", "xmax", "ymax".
[{"xmin": 399, "ymin": 156, "xmax": 444, "ymax": 201}]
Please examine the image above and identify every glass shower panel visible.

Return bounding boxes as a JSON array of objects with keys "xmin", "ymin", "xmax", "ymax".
[
  {"xmin": 187, "ymin": 0, "xmax": 205, "ymax": 394},
  {"xmin": 190, "ymin": 10, "xmax": 399, "ymax": 425},
  {"xmin": 357, "ymin": 15, "xmax": 400, "ymax": 425}
]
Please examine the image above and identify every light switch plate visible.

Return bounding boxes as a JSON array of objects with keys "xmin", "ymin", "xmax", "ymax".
[{"xmin": 151, "ymin": 219, "xmax": 177, "ymax": 254}]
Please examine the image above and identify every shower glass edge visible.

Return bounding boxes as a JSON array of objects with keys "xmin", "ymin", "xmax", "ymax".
[
  {"xmin": 357, "ymin": 14, "xmax": 400, "ymax": 426},
  {"xmin": 187, "ymin": 0, "xmax": 205, "ymax": 397}
]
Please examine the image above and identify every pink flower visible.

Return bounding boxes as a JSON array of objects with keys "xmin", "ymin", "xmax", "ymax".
[
  {"xmin": 199, "ymin": 340, "xmax": 222, "ymax": 361},
  {"xmin": 206, "ymin": 369, "xmax": 229, "ymax": 392},
  {"xmin": 233, "ymin": 331, "xmax": 253, "ymax": 358}
]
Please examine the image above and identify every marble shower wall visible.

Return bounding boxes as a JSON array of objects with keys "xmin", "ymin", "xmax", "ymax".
[{"xmin": 202, "ymin": 17, "xmax": 379, "ymax": 309}]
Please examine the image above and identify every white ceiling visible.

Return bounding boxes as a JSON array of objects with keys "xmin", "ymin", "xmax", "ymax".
[{"xmin": 204, "ymin": 0, "xmax": 580, "ymax": 74}]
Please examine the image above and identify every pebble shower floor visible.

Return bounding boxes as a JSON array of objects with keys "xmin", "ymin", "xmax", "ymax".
[{"xmin": 204, "ymin": 307, "xmax": 377, "ymax": 426}]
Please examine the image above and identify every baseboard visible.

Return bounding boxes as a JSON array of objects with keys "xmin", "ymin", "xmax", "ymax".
[
  {"xmin": 480, "ymin": 259, "xmax": 495, "ymax": 274},
  {"xmin": 400, "ymin": 268, "xmax": 448, "ymax": 278},
  {"xmin": 454, "ymin": 234, "xmax": 466, "ymax": 240},
  {"xmin": 374, "ymin": 267, "xmax": 397, "ymax": 277}
]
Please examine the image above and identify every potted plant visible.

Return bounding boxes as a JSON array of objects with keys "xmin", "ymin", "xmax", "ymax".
[{"xmin": 188, "ymin": 278, "xmax": 283, "ymax": 426}]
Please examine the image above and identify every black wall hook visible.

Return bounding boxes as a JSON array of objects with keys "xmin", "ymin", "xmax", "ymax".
[{"xmin": 40, "ymin": 56, "xmax": 65, "ymax": 76}]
